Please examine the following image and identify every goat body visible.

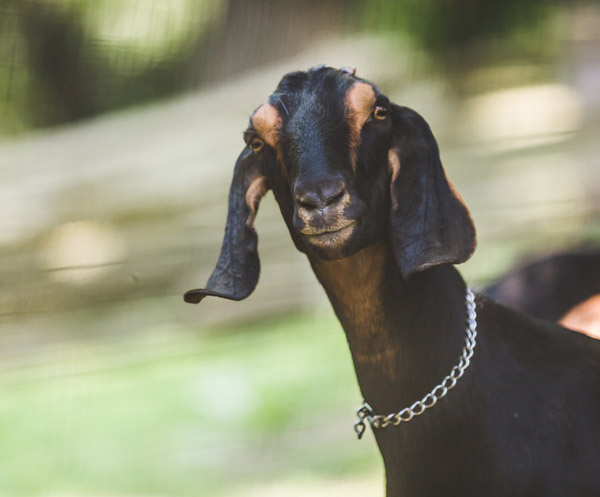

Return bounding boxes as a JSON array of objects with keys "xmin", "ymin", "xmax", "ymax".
[
  {"xmin": 560, "ymin": 294, "xmax": 600, "ymax": 339},
  {"xmin": 186, "ymin": 66, "xmax": 600, "ymax": 496},
  {"xmin": 486, "ymin": 248, "xmax": 600, "ymax": 322},
  {"xmin": 486, "ymin": 248, "xmax": 600, "ymax": 340}
]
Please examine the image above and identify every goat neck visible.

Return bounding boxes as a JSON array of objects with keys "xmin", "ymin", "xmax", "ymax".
[{"xmin": 310, "ymin": 240, "xmax": 469, "ymax": 431}]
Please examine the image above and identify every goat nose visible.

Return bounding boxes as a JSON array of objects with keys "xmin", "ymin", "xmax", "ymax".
[{"xmin": 295, "ymin": 180, "xmax": 346, "ymax": 210}]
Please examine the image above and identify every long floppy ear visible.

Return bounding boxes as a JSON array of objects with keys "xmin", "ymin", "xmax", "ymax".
[
  {"xmin": 388, "ymin": 105, "xmax": 476, "ymax": 278},
  {"xmin": 184, "ymin": 147, "xmax": 271, "ymax": 304}
]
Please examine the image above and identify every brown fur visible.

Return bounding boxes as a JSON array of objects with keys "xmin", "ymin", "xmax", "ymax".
[
  {"xmin": 559, "ymin": 294, "xmax": 600, "ymax": 339},
  {"xmin": 345, "ymin": 83, "xmax": 376, "ymax": 170},
  {"xmin": 245, "ymin": 175, "xmax": 269, "ymax": 227},
  {"xmin": 251, "ymin": 104, "xmax": 282, "ymax": 148},
  {"xmin": 388, "ymin": 147, "xmax": 401, "ymax": 212},
  {"xmin": 388, "ymin": 147, "xmax": 401, "ymax": 183},
  {"xmin": 252, "ymin": 103, "xmax": 290, "ymax": 181},
  {"xmin": 312, "ymin": 241, "xmax": 402, "ymax": 379}
]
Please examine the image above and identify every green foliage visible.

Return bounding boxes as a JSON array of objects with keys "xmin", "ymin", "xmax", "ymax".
[
  {"xmin": 359, "ymin": 0, "xmax": 560, "ymax": 67},
  {"xmin": 0, "ymin": 0, "xmax": 224, "ymax": 136}
]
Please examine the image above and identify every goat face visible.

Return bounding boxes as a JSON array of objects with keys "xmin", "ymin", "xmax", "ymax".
[
  {"xmin": 184, "ymin": 66, "xmax": 476, "ymax": 304},
  {"xmin": 253, "ymin": 67, "xmax": 391, "ymax": 261}
]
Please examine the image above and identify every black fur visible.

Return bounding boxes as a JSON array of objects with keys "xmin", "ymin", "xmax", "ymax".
[
  {"xmin": 388, "ymin": 106, "xmax": 476, "ymax": 277},
  {"xmin": 186, "ymin": 66, "xmax": 600, "ymax": 495},
  {"xmin": 183, "ymin": 146, "xmax": 272, "ymax": 303},
  {"xmin": 486, "ymin": 248, "xmax": 600, "ymax": 321}
]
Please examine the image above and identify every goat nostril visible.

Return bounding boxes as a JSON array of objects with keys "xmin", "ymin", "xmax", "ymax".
[
  {"xmin": 325, "ymin": 188, "xmax": 345, "ymax": 207},
  {"xmin": 296, "ymin": 191, "xmax": 321, "ymax": 211},
  {"xmin": 299, "ymin": 200, "xmax": 316, "ymax": 210}
]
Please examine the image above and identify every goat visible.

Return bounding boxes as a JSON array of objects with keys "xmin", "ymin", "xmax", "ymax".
[
  {"xmin": 559, "ymin": 295, "xmax": 600, "ymax": 340},
  {"xmin": 185, "ymin": 66, "xmax": 600, "ymax": 496},
  {"xmin": 486, "ymin": 248, "xmax": 600, "ymax": 340},
  {"xmin": 486, "ymin": 248, "xmax": 600, "ymax": 323}
]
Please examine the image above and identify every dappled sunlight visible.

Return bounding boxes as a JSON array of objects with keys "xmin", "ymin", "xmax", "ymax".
[
  {"xmin": 466, "ymin": 84, "xmax": 583, "ymax": 150},
  {"xmin": 88, "ymin": 0, "xmax": 222, "ymax": 54}
]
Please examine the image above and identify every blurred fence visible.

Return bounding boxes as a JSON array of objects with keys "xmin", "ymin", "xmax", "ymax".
[{"xmin": 2, "ymin": 27, "xmax": 600, "ymax": 323}]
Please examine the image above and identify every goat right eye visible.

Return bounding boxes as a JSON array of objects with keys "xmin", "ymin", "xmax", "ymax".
[
  {"xmin": 373, "ymin": 106, "xmax": 388, "ymax": 120},
  {"xmin": 249, "ymin": 138, "xmax": 264, "ymax": 152}
]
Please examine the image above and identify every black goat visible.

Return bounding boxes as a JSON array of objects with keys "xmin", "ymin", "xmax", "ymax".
[
  {"xmin": 486, "ymin": 247, "xmax": 600, "ymax": 323},
  {"xmin": 185, "ymin": 66, "xmax": 600, "ymax": 496},
  {"xmin": 486, "ymin": 248, "xmax": 600, "ymax": 340}
]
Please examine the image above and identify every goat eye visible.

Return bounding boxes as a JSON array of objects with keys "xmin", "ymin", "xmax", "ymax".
[
  {"xmin": 373, "ymin": 106, "xmax": 388, "ymax": 120},
  {"xmin": 249, "ymin": 137, "xmax": 264, "ymax": 152}
]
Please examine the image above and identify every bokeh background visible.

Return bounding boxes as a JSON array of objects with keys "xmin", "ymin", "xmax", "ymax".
[{"xmin": 1, "ymin": 1, "xmax": 599, "ymax": 496}]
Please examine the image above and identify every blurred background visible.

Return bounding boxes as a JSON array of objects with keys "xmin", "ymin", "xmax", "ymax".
[{"xmin": 1, "ymin": 0, "xmax": 599, "ymax": 495}]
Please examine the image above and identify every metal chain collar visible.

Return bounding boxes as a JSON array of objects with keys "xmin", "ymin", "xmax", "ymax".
[{"xmin": 354, "ymin": 287, "xmax": 478, "ymax": 440}]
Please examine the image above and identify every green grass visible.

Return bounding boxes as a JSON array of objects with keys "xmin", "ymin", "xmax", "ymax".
[{"xmin": 0, "ymin": 311, "xmax": 382, "ymax": 497}]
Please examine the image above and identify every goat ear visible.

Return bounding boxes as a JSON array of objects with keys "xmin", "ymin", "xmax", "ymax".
[
  {"xmin": 388, "ymin": 105, "xmax": 476, "ymax": 278},
  {"xmin": 184, "ymin": 147, "xmax": 271, "ymax": 304}
]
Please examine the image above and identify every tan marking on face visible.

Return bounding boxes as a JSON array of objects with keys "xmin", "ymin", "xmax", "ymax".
[
  {"xmin": 245, "ymin": 175, "xmax": 269, "ymax": 227},
  {"xmin": 251, "ymin": 104, "xmax": 281, "ymax": 149},
  {"xmin": 559, "ymin": 294, "xmax": 600, "ymax": 340},
  {"xmin": 251, "ymin": 103, "xmax": 290, "ymax": 181},
  {"xmin": 345, "ymin": 83, "xmax": 376, "ymax": 169}
]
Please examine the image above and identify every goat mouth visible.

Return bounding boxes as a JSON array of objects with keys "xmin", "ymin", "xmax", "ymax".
[{"xmin": 303, "ymin": 221, "xmax": 356, "ymax": 246}]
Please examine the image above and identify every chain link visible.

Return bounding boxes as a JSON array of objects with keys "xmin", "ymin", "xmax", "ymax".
[{"xmin": 355, "ymin": 288, "xmax": 477, "ymax": 439}]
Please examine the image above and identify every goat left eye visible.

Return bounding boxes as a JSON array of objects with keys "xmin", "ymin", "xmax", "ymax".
[{"xmin": 373, "ymin": 106, "xmax": 388, "ymax": 120}]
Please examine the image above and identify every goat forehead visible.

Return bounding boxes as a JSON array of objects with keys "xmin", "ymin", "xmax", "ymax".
[
  {"xmin": 249, "ymin": 71, "xmax": 380, "ymax": 156},
  {"xmin": 276, "ymin": 67, "xmax": 352, "ymax": 99},
  {"xmin": 274, "ymin": 68, "xmax": 370, "ymax": 113},
  {"xmin": 289, "ymin": 92, "xmax": 344, "ymax": 130},
  {"xmin": 282, "ymin": 81, "xmax": 377, "ymax": 133},
  {"xmin": 299, "ymin": 79, "xmax": 372, "ymax": 108}
]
